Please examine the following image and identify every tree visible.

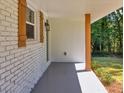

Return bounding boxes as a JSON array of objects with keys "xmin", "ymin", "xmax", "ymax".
[{"xmin": 91, "ymin": 7, "xmax": 123, "ymax": 56}]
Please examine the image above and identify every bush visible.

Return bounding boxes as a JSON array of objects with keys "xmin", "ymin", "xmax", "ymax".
[
  {"xmin": 92, "ymin": 51, "xmax": 123, "ymax": 57},
  {"xmin": 112, "ymin": 64, "xmax": 122, "ymax": 69},
  {"xmin": 92, "ymin": 62, "xmax": 97, "ymax": 70},
  {"xmin": 101, "ymin": 72, "xmax": 115, "ymax": 85},
  {"xmin": 95, "ymin": 68, "xmax": 104, "ymax": 77},
  {"xmin": 92, "ymin": 62, "xmax": 102, "ymax": 70},
  {"xmin": 92, "ymin": 51, "xmax": 110, "ymax": 57},
  {"xmin": 95, "ymin": 68, "xmax": 115, "ymax": 85}
]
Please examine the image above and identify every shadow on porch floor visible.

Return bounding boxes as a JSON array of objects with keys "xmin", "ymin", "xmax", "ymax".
[{"xmin": 31, "ymin": 62, "xmax": 107, "ymax": 93}]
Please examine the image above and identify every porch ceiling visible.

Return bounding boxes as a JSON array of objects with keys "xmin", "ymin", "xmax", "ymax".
[{"xmin": 31, "ymin": 0, "xmax": 122, "ymax": 22}]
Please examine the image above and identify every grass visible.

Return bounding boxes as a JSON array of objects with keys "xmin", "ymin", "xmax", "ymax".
[
  {"xmin": 92, "ymin": 57, "xmax": 123, "ymax": 83},
  {"xmin": 92, "ymin": 57, "xmax": 123, "ymax": 93}
]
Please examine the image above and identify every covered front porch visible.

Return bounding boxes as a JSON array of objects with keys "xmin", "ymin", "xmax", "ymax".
[
  {"xmin": 29, "ymin": 0, "xmax": 122, "ymax": 93},
  {"xmin": 0, "ymin": 0, "xmax": 122, "ymax": 93}
]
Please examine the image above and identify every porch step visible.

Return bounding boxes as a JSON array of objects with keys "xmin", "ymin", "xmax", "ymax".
[{"xmin": 77, "ymin": 71, "xmax": 108, "ymax": 93}]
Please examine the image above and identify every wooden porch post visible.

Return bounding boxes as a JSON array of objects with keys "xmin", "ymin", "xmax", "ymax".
[{"xmin": 85, "ymin": 14, "xmax": 91, "ymax": 70}]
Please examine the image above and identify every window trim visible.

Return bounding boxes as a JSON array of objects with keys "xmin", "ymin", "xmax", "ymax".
[{"xmin": 26, "ymin": 21, "xmax": 35, "ymax": 26}]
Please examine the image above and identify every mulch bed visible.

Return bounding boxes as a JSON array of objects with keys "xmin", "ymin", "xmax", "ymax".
[{"xmin": 105, "ymin": 82, "xmax": 123, "ymax": 93}]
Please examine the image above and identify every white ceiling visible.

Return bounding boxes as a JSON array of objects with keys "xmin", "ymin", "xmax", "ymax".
[{"xmin": 31, "ymin": 0, "xmax": 123, "ymax": 22}]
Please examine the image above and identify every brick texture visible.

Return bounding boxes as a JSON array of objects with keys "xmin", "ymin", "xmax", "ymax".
[{"xmin": 0, "ymin": 0, "xmax": 50, "ymax": 93}]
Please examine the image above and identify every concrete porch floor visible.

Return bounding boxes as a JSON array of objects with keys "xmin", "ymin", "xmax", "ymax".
[{"xmin": 31, "ymin": 62, "xmax": 108, "ymax": 93}]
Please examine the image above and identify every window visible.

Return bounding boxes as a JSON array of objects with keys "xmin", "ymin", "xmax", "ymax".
[{"xmin": 26, "ymin": 7, "xmax": 35, "ymax": 39}]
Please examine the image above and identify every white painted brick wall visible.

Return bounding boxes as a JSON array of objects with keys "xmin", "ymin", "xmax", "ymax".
[{"xmin": 0, "ymin": 0, "xmax": 50, "ymax": 93}]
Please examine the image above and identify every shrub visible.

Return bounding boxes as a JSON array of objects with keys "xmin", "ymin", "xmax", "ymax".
[
  {"xmin": 101, "ymin": 72, "xmax": 115, "ymax": 85},
  {"xmin": 92, "ymin": 62, "xmax": 102, "ymax": 70},
  {"xmin": 112, "ymin": 64, "xmax": 122, "ymax": 69},
  {"xmin": 95, "ymin": 68, "xmax": 104, "ymax": 77},
  {"xmin": 92, "ymin": 51, "xmax": 110, "ymax": 57},
  {"xmin": 92, "ymin": 62, "xmax": 97, "ymax": 70},
  {"xmin": 95, "ymin": 68, "xmax": 115, "ymax": 85}
]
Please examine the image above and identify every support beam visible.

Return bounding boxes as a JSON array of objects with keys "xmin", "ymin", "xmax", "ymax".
[{"xmin": 85, "ymin": 14, "xmax": 91, "ymax": 70}]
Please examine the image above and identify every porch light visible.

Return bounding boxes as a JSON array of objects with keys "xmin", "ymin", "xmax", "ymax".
[{"xmin": 45, "ymin": 19, "xmax": 50, "ymax": 31}]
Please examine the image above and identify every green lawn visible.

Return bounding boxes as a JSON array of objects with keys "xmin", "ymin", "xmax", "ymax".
[{"xmin": 92, "ymin": 57, "xmax": 123, "ymax": 83}]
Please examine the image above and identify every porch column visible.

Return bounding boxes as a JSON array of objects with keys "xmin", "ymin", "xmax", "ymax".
[{"xmin": 85, "ymin": 14, "xmax": 91, "ymax": 70}]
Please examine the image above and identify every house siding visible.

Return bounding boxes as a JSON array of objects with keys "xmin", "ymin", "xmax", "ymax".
[{"xmin": 0, "ymin": 0, "xmax": 50, "ymax": 93}]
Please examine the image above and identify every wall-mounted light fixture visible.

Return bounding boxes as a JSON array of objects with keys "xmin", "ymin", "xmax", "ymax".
[{"xmin": 45, "ymin": 19, "xmax": 50, "ymax": 31}]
